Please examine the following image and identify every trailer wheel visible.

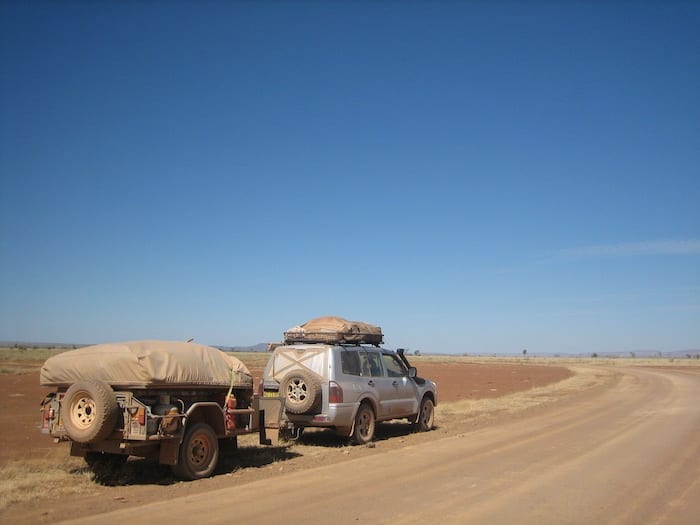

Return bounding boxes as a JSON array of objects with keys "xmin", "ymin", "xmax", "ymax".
[
  {"xmin": 171, "ymin": 423, "xmax": 219, "ymax": 480},
  {"xmin": 63, "ymin": 380, "xmax": 119, "ymax": 443},
  {"xmin": 280, "ymin": 370, "xmax": 321, "ymax": 414}
]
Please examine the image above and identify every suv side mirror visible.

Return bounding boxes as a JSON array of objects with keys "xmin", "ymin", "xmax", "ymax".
[{"xmin": 408, "ymin": 367, "xmax": 417, "ymax": 378}]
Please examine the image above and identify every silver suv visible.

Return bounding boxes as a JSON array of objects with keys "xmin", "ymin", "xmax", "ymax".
[{"xmin": 261, "ymin": 344, "xmax": 437, "ymax": 444}]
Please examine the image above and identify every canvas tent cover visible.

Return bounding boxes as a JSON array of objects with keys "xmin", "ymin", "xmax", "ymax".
[
  {"xmin": 283, "ymin": 316, "xmax": 383, "ymax": 345},
  {"xmin": 40, "ymin": 340, "xmax": 252, "ymax": 389}
]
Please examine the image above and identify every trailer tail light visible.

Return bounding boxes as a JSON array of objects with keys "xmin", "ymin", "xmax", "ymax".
[
  {"xmin": 42, "ymin": 407, "xmax": 52, "ymax": 429},
  {"xmin": 329, "ymin": 381, "xmax": 343, "ymax": 404}
]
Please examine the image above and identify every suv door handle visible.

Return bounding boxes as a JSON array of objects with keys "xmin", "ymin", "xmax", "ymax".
[{"xmin": 367, "ymin": 380, "xmax": 375, "ymax": 387}]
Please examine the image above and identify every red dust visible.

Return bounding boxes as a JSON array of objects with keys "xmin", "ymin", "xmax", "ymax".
[{"xmin": 0, "ymin": 359, "xmax": 569, "ymax": 466}]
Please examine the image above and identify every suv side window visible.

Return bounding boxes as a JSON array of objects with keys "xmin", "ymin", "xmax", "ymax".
[
  {"xmin": 382, "ymin": 353, "xmax": 407, "ymax": 377},
  {"xmin": 356, "ymin": 351, "xmax": 383, "ymax": 377},
  {"xmin": 366, "ymin": 351, "xmax": 383, "ymax": 377},
  {"xmin": 340, "ymin": 349, "xmax": 361, "ymax": 376}
]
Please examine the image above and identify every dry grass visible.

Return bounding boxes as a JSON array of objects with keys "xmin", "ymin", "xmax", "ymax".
[
  {"xmin": 0, "ymin": 347, "xmax": 68, "ymax": 375},
  {"xmin": 228, "ymin": 351, "xmax": 271, "ymax": 369},
  {"xmin": 0, "ymin": 457, "xmax": 96, "ymax": 511},
  {"xmin": 0, "ymin": 364, "xmax": 40, "ymax": 375},
  {"xmin": 412, "ymin": 354, "xmax": 700, "ymax": 367},
  {"xmin": 0, "ymin": 347, "xmax": 69, "ymax": 363}
]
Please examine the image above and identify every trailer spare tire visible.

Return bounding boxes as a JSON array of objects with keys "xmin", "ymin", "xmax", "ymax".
[
  {"xmin": 281, "ymin": 369, "xmax": 321, "ymax": 414},
  {"xmin": 62, "ymin": 380, "xmax": 119, "ymax": 443}
]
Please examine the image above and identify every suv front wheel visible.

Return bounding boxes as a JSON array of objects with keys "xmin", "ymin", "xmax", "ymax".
[
  {"xmin": 352, "ymin": 403, "xmax": 375, "ymax": 445},
  {"xmin": 414, "ymin": 396, "xmax": 435, "ymax": 432}
]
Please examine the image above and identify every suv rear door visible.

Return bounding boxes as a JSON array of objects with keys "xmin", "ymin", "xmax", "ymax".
[
  {"xmin": 348, "ymin": 349, "xmax": 398, "ymax": 419},
  {"xmin": 360, "ymin": 349, "xmax": 415, "ymax": 419}
]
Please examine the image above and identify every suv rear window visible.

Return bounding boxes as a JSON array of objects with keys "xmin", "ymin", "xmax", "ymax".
[
  {"xmin": 340, "ymin": 349, "xmax": 383, "ymax": 377},
  {"xmin": 340, "ymin": 349, "xmax": 361, "ymax": 376}
]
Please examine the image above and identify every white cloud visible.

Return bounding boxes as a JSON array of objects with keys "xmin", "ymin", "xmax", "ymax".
[
  {"xmin": 561, "ymin": 239, "xmax": 700, "ymax": 258},
  {"xmin": 492, "ymin": 239, "xmax": 700, "ymax": 274}
]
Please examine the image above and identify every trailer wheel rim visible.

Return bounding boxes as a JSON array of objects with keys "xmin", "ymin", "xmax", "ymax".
[
  {"xmin": 188, "ymin": 433, "xmax": 214, "ymax": 467},
  {"xmin": 71, "ymin": 394, "xmax": 97, "ymax": 430}
]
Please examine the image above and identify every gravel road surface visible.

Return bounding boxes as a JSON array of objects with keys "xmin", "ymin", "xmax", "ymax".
[{"xmin": 58, "ymin": 366, "xmax": 700, "ymax": 524}]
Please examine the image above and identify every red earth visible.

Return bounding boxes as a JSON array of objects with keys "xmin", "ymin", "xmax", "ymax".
[{"xmin": 0, "ymin": 358, "xmax": 570, "ymax": 466}]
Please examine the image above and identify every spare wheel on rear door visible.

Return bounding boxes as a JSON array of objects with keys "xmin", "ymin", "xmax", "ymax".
[
  {"xmin": 62, "ymin": 380, "xmax": 119, "ymax": 443},
  {"xmin": 280, "ymin": 369, "xmax": 321, "ymax": 414}
]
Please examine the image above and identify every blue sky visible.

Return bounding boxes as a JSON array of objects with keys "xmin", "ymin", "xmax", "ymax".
[{"xmin": 1, "ymin": 2, "xmax": 698, "ymax": 354}]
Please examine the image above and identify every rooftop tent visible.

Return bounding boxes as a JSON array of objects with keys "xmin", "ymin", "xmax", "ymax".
[{"xmin": 283, "ymin": 316, "xmax": 384, "ymax": 346}]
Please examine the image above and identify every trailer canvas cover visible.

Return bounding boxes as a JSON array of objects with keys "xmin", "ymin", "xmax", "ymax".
[{"xmin": 39, "ymin": 340, "xmax": 252, "ymax": 389}]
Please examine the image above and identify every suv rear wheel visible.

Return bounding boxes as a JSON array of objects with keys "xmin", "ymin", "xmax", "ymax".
[{"xmin": 352, "ymin": 403, "xmax": 375, "ymax": 445}]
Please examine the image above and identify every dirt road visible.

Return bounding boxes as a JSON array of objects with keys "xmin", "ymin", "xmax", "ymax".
[{"xmin": 58, "ymin": 366, "xmax": 700, "ymax": 524}]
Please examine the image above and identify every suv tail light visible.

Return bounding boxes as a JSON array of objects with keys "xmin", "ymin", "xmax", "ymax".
[{"xmin": 329, "ymin": 381, "xmax": 343, "ymax": 404}]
